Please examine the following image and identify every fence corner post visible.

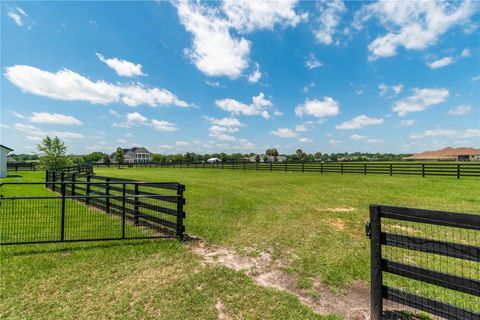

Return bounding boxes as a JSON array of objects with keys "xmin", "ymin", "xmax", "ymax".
[
  {"xmin": 134, "ymin": 183, "xmax": 139, "ymax": 226},
  {"xmin": 457, "ymin": 164, "xmax": 460, "ymax": 179},
  {"xmin": 176, "ymin": 184, "xmax": 185, "ymax": 240},
  {"xmin": 369, "ymin": 205, "xmax": 383, "ymax": 320}
]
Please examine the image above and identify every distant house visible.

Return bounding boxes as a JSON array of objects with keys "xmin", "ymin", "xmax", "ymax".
[
  {"xmin": 246, "ymin": 154, "xmax": 287, "ymax": 162},
  {"xmin": 402, "ymin": 147, "xmax": 480, "ymax": 162},
  {"xmin": 112, "ymin": 147, "xmax": 153, "ymax": 163},
  {"xmin": 0, "ymin": 145, "xmax": 14, "ymax": 178}
]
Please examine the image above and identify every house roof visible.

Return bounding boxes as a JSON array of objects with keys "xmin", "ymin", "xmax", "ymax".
[
  {"xmin": 123, "ymin": 147, "xmax": 152, "ymax": 154},
  {"xmin": 0, "ymin": 144, "xmax": 14, "ymax": 152},
  {"xmin": 407, "ymin": 147, "xmax": 480, "ymax": 159}
]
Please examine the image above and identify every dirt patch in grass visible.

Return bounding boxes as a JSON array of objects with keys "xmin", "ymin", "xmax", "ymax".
[
  {"xmin": 327, "ymin": 218, "xmax": 346, "ymax": 230},
  {"xmin": 326, "ymin": 207, "xmax": 356, "ymax": 212},
  {"xmin": 190, "ymin": 242, "xmax": 370, "ymax": 319}
]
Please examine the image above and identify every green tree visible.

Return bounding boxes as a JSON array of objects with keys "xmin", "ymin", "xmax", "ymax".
[
  {"xmin": 314, "ymin": 152, "xmax": 322, "ymax": 161},
  {"xmin": 114, "ymin": 147, "xmax": 124, "ymax": 167},
  {"xmin": 255, "ymin": 154, "xmax": 260, "ymax": 162},
  {"xmin": 296, "ymin": 148, "xmax": 304, "ymax": 161},
  {"xmin": 271, "ymin": 148, "xmax": 279, "ymax": 162},
  {"xmin": 263, "ymin": 155, "xmax": 269, "ymax": 163},
  {"xmin": 36, "ymin": 136, "xmax": 70, "ymax": 169}
]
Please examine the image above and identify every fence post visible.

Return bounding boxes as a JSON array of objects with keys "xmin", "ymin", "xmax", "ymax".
[
  {"xmin": 389, "ymin": 164, "xmax": 392, "ymax": 176},
  {"xmin": 302, "ymin": 161, "xmax": 304, "ymax": 173},
  {"xmin": 71, "ymin": 173, "xmax": 76, "ymax": 196},
  {"xmin": 320, "ymin": 162, "xmax": 323, "ymax": 174},
  {"xmin": 134, "ymin": 183, "xmax": 139, "ymax": 226},
  {"xmin": 122, "ymin": 183, "xmax": 126, "ymax": 239},
  {"xmin": 53, "ymin": 171, "xmax": 57, "ymax": 192},
  {"xmin": 105, "ymin": 177, "xmax": 110, "ymax": 213},
  {"xmin": 244, "ymin": 162, "xmax": 246, "ymax": 171},
  {"xmin": 256, "ymin": 161, "xmax": 259, "ymax": 171},
  {"xmin": 369, "ymin": 205, "xmax": 383, "ymax": 320},
  {"xmin": 233, "ymin": 161, "xmax": 235, "ymax": 170},
  {"xmin": 341, "ymin": 163, "xmax": 344, "ymax": 174},
  {"xmin": 364, "ymin": 164, "xmax": 367, "ymax": 175},
  {"xmin": 86, "ymin": 175, "xmax": 91, "ymax": 205},
  {"xmin": 270, "ymin": 161, "xmax": 272, "ymax": 172},
  {"xmin": 176, "ymin": 184, "xmax": 185, "ymax": 240},
  {"xmin": 45, "ymin": 170, "xmax": 49, "ymax": 188},
  {"xmin": 60, "ymin": 172, "xmax": 65, "ymax": 192},
  {"xmin": 422, "ymin": 164, "xmax": 425, "ymax": 178},
  {"xmin": 60, "ymin": 182, "xmax": 66, "ymax": 242},
  {"xmin": 33, "ymin": 164, "xmax": 36, "ymax": 172},
  {"xmin": 457, "ymin": 164, "xmax": 460, "ymax": 179},
  {"xmin": 285, "ymin": 160, "xmax": 287, "ymax": 172}
]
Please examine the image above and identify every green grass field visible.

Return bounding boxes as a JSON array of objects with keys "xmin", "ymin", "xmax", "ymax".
[{"xmin": 1, "ymin": 169, "xmax": 479, "ymax": 319}]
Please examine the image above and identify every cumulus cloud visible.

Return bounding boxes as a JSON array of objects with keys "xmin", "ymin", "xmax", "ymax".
[
  {"xmin": 354, "ymin": 1, "xmax": 477, "ymax": 60},
  {"xmin": 410, "ymin": 128, "xmax": 480, "ymax": 139},
  {"xmin": 295, "ymin": 97, "xmax": 340, "ymax": 118},
  {"xmin": 151, "ymin": 119, "xmax": 178, "ymax": 131},
  {"xmin": 247, "ymin": 63, "xmax": 262, "ymax": 83},
  {"xmin": 299, "ymin": 137, "xmax": 312, "ymax": 143},
  {"xmin": 14, "ymin": 123, "xmax": 84, "ymax": 139},
  {"xmin": 379, "ymin": 83, "xmax": 403, "ymax": 97},
  {"xmin": 96, "ymin": 53, "xmax": 145, "ymax": 77},
  {"xmin": 392, "ymin": 88, "xmax": 449, "ymax": 116},
  {"xmin": 427, "ymin": 56, "xmax": 453, "ymax": 69},
  {"xmin": 126, "ymin": 112, "xmax": 148, "ymax": 123},
  {"xmin": 448, "ymin": 104, "xmax": 473, "ymax": 115},
  {"xmin": 399, "ymin": 119, "xmax": 417, "ymax": 127},
  {"xmin": 336, "ymin": 115, "xmax": 384, "ymax": 129},
  {"xmin": 205, "ymin": 116, "xmax": 243, "ymax": 127},
  {"xmin": 28, "ymin": 112, "xmax": 82, "ymax": 125},
  {"xmin": 313, "ymin": 0, "xmax": 346, "ymax": 45},
  {"xmin": 216, "ymin": 92, "xmax": 272, "ymax": 119},
  {"xmin": 208, "ymin": 125, "xmax": 238, "ymax": 141},
  {"xmin": 4, "ymin": 65, "xmax": 189, "ymax": 107},
  {"xmin": 175, "ymin": 1, "xmax": 304, "ymax": 78},
  {"xmin": 305, "ymin": 53, "xmax": 322, "ymax": 69},
  {"xmin": 461, "ymin": 48, "xmax": 472, "ymax": 57},
  {"xmin": 270, "ymin": 128, "xmax": 298, "ymax": 138}
]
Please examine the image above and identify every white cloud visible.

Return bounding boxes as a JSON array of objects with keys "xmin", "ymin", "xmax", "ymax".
[
  {"xmin": 305, "ymin": 53, "xmax": 322, "ymax": 69},
  {"xmin": 109, "ymin": 109, "xmax": 120, "ymax": 117},
  {"xmin": 205, "ymin": 116, "xmax": 243, "ymax": 127},
  {"xmin": 314, "ymin": 0, "xmax": 346, "ymax": 45},
  {"xmin": 299, "ymin": 137, "xmax": 313, "ymax": 143},
  {"xmin": 448, "ymin": 104, "xmax": 473, "ymax": 115},
  {"xmin": 14, "ymin": 123, "xmax": 83, "ymax": 140},
  {"xmin": 96, "ymin": 53, "xmax": 145, "ymax": 77},
  {"xmin": 273, "ymin": 111, "xmax": 284, "ymax": 116},
  {"xmin": 7, "ymin": 7, "xmax": 28, "ymax": 26},
  {"xmin": 175, "ymin": 1, "xmax": 304, "ymax": 79},
  {"xmin": 461, "ymin": 48, "xmax": 472, "ymax": 57},
  {"xmin": 5, "ymin": 65, "xmax": 189, "ymax": 107},
  {"xmin": 158, "ymin": 144, "xmax": 174, "ymax": 150},
  {"xmin": 208, "ymin": 125, "xmax": 237, "ymax": 141},
  {"xmin": 366, "ymin": 139, "xmax": 381, "ymax": 143},
  {"xmin": 356, "ymin": 1, "xmax": 477, "ymax": 60},
  {"xmin": 205, "ymin": 80, "xmax": 224, "ymax": 87},
  {"xmin": 175, "ymin": 2, "xmax": 251, "ymax": 79},
  {"xmin": 410, "ymin": 128, "xmax": 480, "ymax": 139},
  {"xmin": 392, "ymin": 88, "xmax": 449, "ymax": 116},
  {"xmin": 151, "ymin": 119, "xmax": 178, "ymax": 131},
  {"xmin": 336, "ymin": 115, "xmax": 384, "ymax": 129},
  {"xmin": 329, "ymin": 139, "xmax": 341, "ymax": 145},
  {"xmin": 247, "ymin": 63, "xmax": 262, "ymax": 83},
  {"xmin": 399, "ymin": 119, "xmax": 417, "ymax": 127},
  {"xmin": 216, "ymin": 92, "xmax": 272, "ymax": 119},
  {"xmin": 379, "ymin": 83, "xmax": 403, "ymax": 97},
  {"xmin": 29, "ymin": 112, "xmax": 82, "ymax": 125},
  {"xmin": 350, "ymin": 134, "xmax": 367, "ymax": 140},
  {"xmin": 126, "ymin": 112, "xmax": 148, "ymax": 123},
  {"xmin": 428, "ymin": 56, "xmax": 453, "ymax": 69},
  {"xmin": 295, "ymin": 97, "xmax": 340, "ymax": 118},
  {"xmin": 176, "ymin": 141, "xmax": 190, "ymax": 147},
  {"xmin": 270, "ymin": 128, "xmax": 298, "ymax": 138},
  {"xmin": 472, "ymin": 75, "xmax": 480, "ymax": 82},
  {"xmin": 295, "ymin": 124, "xmax": 308, "ymax": 132}
]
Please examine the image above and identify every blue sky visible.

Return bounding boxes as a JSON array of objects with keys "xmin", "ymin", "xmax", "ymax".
[{"xmin": 1, "ymin": 1, "xmax": 479, "ymax": 155}]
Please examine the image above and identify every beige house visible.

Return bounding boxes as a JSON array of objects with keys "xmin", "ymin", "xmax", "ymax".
[
  {"xmin": 402, "ymin": 147, "xmax": 480, "ymax": 161},
  {"xmin": 0, "ymin": 145, "xmax": 14, "ymax": 178}
]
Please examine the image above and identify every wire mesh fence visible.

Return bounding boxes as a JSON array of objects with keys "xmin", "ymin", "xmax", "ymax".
[
  {"xmin": 367, "ymin": 205, "xmax": 480, "ymax": 320},
  {"xmin": 0, "ymin": 178, "xmax": 185, "ymax": 245}
]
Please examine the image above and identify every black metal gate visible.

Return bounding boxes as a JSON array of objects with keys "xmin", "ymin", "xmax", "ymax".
[
  {"xmin": 0, "ymin": 179, "xmax": 185, "ymax": 245},
  {"xmin": 366, "ymin": 205, "xmax": 479, "ymax": 319}
]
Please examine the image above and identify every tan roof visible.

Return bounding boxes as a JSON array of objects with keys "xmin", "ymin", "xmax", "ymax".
[{"xmin": 409, "ymin": 147, "xmax": 480, "ymax": 159}]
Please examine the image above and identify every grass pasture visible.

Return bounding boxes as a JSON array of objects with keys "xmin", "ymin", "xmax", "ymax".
[{"xmin": 1, "ymin": 169, "xmax": 479, "ymax": 319}]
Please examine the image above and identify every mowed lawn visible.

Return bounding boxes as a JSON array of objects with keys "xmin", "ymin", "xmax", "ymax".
[{"xmin": 1, "ymin": 169, "xmax": 479, "ymax": 319}]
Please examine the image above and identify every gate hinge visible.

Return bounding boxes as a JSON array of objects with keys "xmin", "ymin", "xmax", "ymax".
[{"xmin": 365, "ymin": 223, "xmax": 371, "ymax": 239}]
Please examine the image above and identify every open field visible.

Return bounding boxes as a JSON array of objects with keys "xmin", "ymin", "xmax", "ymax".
[{"xmin": 1, "ymin": 169, "xmax": 479, "ymax": 319}]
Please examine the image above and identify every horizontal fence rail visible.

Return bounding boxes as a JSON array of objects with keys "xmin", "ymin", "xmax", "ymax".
[
  {"xmin": 90, "ymin": 161, "xmax": 480, "ymax": 178},
  {"xmin": 0, "ymin": 174, "xmax": 185, "ymax": 245},
  {"xmin": 7, "ymin": 162, "xmax": 37, "ymax": 171},
  {"xmin": 366, "ymin": 205, "xmax": 480, "ymax": 320}
]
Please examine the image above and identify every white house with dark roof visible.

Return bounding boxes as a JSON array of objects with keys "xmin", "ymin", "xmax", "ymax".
[
  {"xmin": 0, "ymin": 145, "xmax": 14, "ymax": 178},
  {"xmin": 111, "ymin": 147, "xmax": 153, "ymax": 163}
]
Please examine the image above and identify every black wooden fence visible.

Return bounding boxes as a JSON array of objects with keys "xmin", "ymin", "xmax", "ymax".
[
  {"xmin": 366, "ymin": 205, "xmax": 479, "ymax": 319},
  {"xmin": 0, "ymin": 174, "xmax": 185, "ymax": 245},
  {"xmin": 91, "ymin": 161, "xmax": 480, "ymax": 178},
  {"xmin": 7, "ymin": 162, "xmax": 37, "ymax": 171}
]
